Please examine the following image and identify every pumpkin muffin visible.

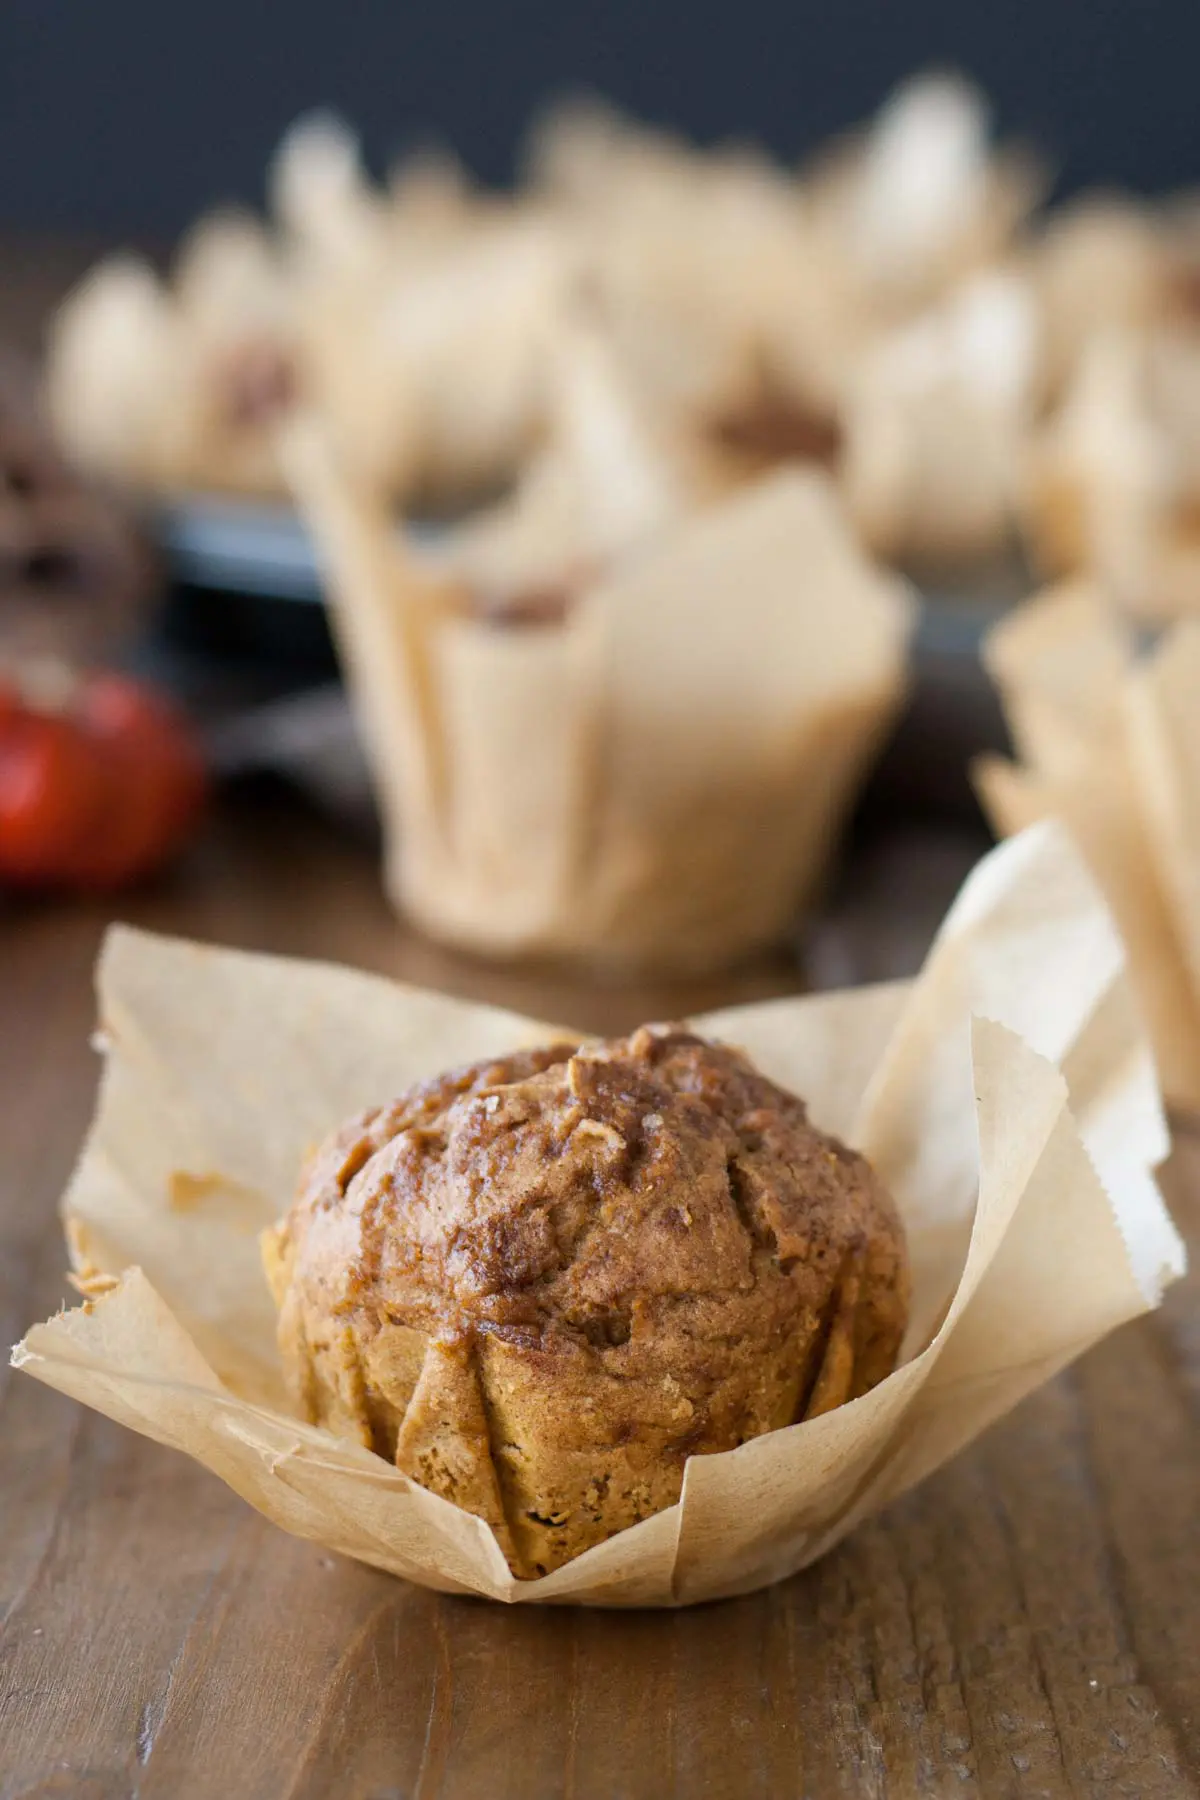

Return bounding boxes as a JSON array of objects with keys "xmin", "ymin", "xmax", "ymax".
[{"xmin": 263, "ymin": 1025, "xmax": 909, "ymax": 1578}]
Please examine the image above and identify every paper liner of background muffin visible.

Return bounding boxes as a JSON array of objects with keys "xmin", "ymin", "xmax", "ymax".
[
  {"xmin": 1019, "ymin": 327, "xmax": 1200, "ymax": 624},
  {"xmin": 279, "ymin": 422, "xmax": 915, "ymax": 972},
  {"xmin": 11, "ymin": 821, "xmax": 1184, "ymax": 1606},
  {"xmin": 976, "ymin": 581, "xmax": 1200, "ymax": 1113}
]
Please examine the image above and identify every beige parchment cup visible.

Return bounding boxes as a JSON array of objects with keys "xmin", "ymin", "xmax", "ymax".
[
  {"xmin": 281, "ymin": 422, "xmax": 915, "ymax": 972},
  {"xmin": 11, "ymin": 822, "xmax": 1183, "ymax": 1606},
  {"xmin": 976, "ymin": 581, "xmax": 1200, "ymax": 1113}
]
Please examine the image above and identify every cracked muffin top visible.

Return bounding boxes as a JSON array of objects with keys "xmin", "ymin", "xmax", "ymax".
[{"xmin": 263, "ymin": 1025, "xmax": 910, "ymax": 1579}]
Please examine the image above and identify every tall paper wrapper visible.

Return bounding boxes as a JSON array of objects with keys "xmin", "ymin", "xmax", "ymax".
[
  {"xmin": 12, "ymin": 823, "xmax": 1184, "ymax": 1606},
  {"xmin": 1019, "ymin": 330, "xmax": 1200, "ymax": 624},
  {"xmin": 280, "ymin": 422, "xmax": 915, "ymax": 971},
  {"xmin": 976, "ymin": 581, "xmax": 1200, "ymax": 1112}
]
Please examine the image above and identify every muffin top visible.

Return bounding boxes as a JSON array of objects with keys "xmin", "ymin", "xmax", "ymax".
[{"xmin": 274, "ymin": 1024, "xmax": 908, "ymax": 1404}]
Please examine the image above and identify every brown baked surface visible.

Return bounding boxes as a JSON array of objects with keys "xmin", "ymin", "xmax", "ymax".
[{"xmin": 263, "ymin": 1026, "xmax": 910, "ymax": 1579}]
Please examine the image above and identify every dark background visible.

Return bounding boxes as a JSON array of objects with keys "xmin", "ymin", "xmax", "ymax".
[{"xmin": 0, "ymin": 0, "xmax": 1197, "ymax": 239}]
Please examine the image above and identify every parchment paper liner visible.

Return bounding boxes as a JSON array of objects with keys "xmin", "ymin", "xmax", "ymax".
[
  {"xmin": 46, "ymin": 217, "xmax": 294, "ymax": 500},
  {"xmin": 807, "ymin": 72, "xmax": 1041, "ymax": 317},
  {"xmin": 527, "ymin": 102, "xmax": 866, "ymax": 437},
  {"xmin": 12, "ymin": 822, "xmax": 1183, "ymax": 1606},
  {"xmin": 1020, "ymin": 329, "xmax": 1200, "ymax": 621},
  {"xmin": 840, "ymin": 269, "xmax": 1038, "ymax": 566},
  {"xmin": 429, "ymin": 316, "xmax": 724, "ymax": 600},
  {"xmin": 976, "ymin": 582, "xmax": 1200, "ymax": 1112},
  {"xmin": 1032, "ymin": 197, "xmax": 1173, "ymax": 393},
  {"xmin": 282, "ymin": 429, "xmax": 914, "ymax": 971}
]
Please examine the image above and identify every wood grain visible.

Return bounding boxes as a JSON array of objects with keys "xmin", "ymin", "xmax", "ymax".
[{"xmin": 1, "ymin": 795, "xmax": 1198, "ymax": 1800}]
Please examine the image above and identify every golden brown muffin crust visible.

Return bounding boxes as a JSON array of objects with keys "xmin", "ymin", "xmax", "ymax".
[{"xmin": 266, "ymin": 1026, "xmax": 909, "ymax": 1578}]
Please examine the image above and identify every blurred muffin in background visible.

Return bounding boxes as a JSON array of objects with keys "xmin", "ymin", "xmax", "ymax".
[
  {"xmin": 47, "ymin": 211, "xmax": 295, "ymax": 500},
  {"xmin": 43, "ymin": 69, "xmax": 1200, "ymax": 598}
]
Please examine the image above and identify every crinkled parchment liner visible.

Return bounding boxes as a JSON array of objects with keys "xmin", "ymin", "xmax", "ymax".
[
  {"xmin": 282, "ymin": 426, "xmax": 915, "ymax": 973},
  {"xmin": 977, "ymin": 582, "xmax": 1200, "ymax": 1113},
  {"xmin": 12, "ymin": 823, "xmax": 1183, "ymax": 1606}
]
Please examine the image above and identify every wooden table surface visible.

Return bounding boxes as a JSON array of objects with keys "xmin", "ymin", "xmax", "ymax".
[{"xmin": 1, "ymin": 794, "xmax": 1198, "ymax": 1800}]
